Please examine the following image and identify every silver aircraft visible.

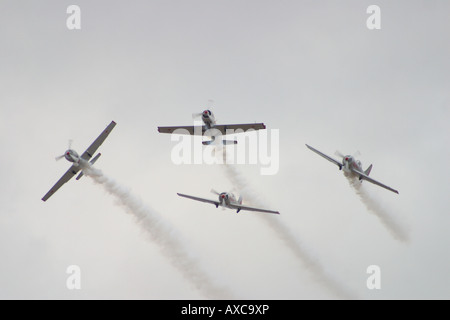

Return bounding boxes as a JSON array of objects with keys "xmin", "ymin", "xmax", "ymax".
[
  {"xmin": 42, "ymin": 121, "xmax": 116, "ymax": 201},
  {"xmin": 306, "ymin": 144, "xmax": 399, "ymax": 194},
  {"xmin": 158, "ymin": 109, "xmax": 266, "ymax": 145},
  {"xmin": 177, "ymin": 189, "xmax": 280, "ymax": 214}
]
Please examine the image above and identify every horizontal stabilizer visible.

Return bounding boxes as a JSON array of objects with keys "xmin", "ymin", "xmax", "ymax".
[
  {"xmin": 222, "ymin": 140, "xmax": 238, "ymax": 145},
  {"xmin": 202, "ymin": 139, "xmax": 237, "ymax": 145},
  {"xmin": 202, "ymin": 140, "xmax": 214, "ymax": 145},
  {"xmin": 89, "ymin": 153, "xmax": 101, "ymax": 165},
  {"xmin": 76, "ymin": 171, "xmax": 84, "ymax": 180}
]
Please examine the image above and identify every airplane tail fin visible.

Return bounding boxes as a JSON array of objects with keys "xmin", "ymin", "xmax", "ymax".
[
  {"xmin": 364, "ymin": 164, "xmax": 373, "ymax": 176},
  {"xmin": 77, "ymin": 153, "xmax": 102, "ymax": 180},
  {"xmin": 238, "ymin": 195, "xmax": 243, "ymax": 204}
]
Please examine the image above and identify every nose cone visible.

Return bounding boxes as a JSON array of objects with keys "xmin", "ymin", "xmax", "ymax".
[{"xmin": 221, "ymin": 194, "xmax": 225, "ymax": 199}]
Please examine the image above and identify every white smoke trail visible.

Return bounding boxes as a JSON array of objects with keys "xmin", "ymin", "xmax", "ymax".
[
  {"xmin": 220, "ymin": 150, "xmax": 355, "ymax": 299},
  {"xmin": 346, "ymin": 174, "xmax": 409, "ymax": 243},
  {"xmin": 83, "ymin": 165, "xmax": 234, "ymax": 299}
]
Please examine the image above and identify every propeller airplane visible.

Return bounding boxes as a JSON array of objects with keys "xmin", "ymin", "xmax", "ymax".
[
  {"xmin": 158, "ymin": 109, "xmax": 266, "ymax": 145},
  {"xmin": 41, "ymin": 121, "xmax": 116, "ymax": 201},
  {"xmin": 305, "ymin": 144, "xmax": 399, "ymax": 194},
  {"xmin": 177, "ymin": 189, "xmax": 280, "ymax": 214}
]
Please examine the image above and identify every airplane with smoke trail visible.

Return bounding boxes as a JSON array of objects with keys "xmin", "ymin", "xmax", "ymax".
[
  {"xmin": 305, "ymin": 144, "xmax": 399, "ymax": 194},
  {"xmin": 177, "ymin": 189, "xmax": 280, "ymax": 214},
  {"xmin": 158, "ymin": 109, "xmax": 266, "ymax": 145},
  {"xmin": 41, "ymin": 121, "xmax": 116, "ymax": 201}
]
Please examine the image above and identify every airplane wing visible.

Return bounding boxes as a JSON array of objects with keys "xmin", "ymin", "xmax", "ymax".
[
  {"xmin": 228, "ymin": 203, "xmax": 280, "ymax": 215},
  {"xmin": 353, "ymin": 170, "xmax": 399, "ymax": 194},
  {"xmin": 305, "ymin": 144, "xmax": 342, "ymax": 170},
  {"xmin": 80, "ymin": 121, "xmax": 116, "ymax": 160},
  {"xmin": 210, "ymin": 123, "xmax": 266, "ymax": 134},
  {"xmin": 158, "ymin": 126, "xmax": 203, "ymax": 135},
  {"xmin": 41, "ymin": 165, "xmax": 81, "ymax": 201},
  {"xmin": 158, "ymin": 123, "xmax": 266, "ymax": 136},
  {"xmin": 177, "ymin": 193, "xmax": 220, "ymax": 207}
]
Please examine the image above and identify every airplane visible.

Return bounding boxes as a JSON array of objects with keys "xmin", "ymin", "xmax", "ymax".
[
  {"xmin": 177, "ymin": 189, "xmax": 280, "ymax": 214},
  {"xmin": 158, "ymin": 109, "xmax": 266, "ymax": 145},
  {"xmin": 42, "ymin": 121, "xmax": 116, "ymax": 202},
  {"xmin": 305, "ymin": 144, "xmax": 399, "ymax": 194}
]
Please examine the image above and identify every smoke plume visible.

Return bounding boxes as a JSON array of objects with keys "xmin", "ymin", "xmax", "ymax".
[
  {"xmin": 83, "ymin": 165, "xmax": 233, "ymax": 299},
  {"xmin": 220, "ymin": 150, "xmax": 355, "ymax": 299},
  {"xmin": 346, "ymin": 174, "xmax": 409, "ymax": 243}
]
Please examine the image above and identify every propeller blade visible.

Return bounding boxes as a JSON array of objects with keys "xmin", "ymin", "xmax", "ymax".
[
  {"xmin": 206, "ymin": 99, "xmax": 215, "ymax": 108},
  {"xmin": 210, "ymin": 189, "xmax": 220, "ymax": 195},
  {"xmin": 353, "ymin": 150, "xmax": 361, "ymax": 158},
  {"xmin": 335, "ymin": 150, "xmax": 345, "ymax": 158},
  {"xmin": 55, "ymin": 154, "xmax": 65, "ymax": 161},
  {"xmin": 68, "ymin": 139, "xmax": 73, "ymax": 150},
  {"xmin": 192, "ymin": 112, "xmax": 203, "ymax": 119}
]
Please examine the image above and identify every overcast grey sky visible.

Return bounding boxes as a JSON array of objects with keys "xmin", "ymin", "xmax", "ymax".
[{"xmin": 0, "ymin": 1, "xmax": 449, "ymax": 299}]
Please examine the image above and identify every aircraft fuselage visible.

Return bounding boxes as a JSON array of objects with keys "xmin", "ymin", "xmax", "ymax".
[
  {"xmin": 202, "ymin": 110, "xmax": 216, "ymax": 129},
  {"xmin": 65, "ymin": 149, "xmax": 80, "ymax": 164},
  {"xmin": 218, "ymin": 192, "xmax": 241, "ymax": 208},
  {"xmin": 342, "ymin": 156, "xmax": 363, "ymax": 174}
]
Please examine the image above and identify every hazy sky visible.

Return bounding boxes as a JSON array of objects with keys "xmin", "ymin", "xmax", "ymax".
[{"xmin": 0, "ymin": 1, "xmax": 449, "ymax": 299}]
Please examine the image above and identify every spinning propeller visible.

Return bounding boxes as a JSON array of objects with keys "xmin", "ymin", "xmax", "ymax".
[
  {"xmin": 192, "ymin": 112, "xmax": 205, "ymax": 119},
  {"xmin": 55, "ymin": 140, "xmax": 73, "ymax": 161},
  {"xmin": 192, "ymin": 99, "xmax": 215, "ymax": 119},
  {"xmin": 335, "ymin": 149, "xmax": 361, "ymax": 161},
  {"xmin": 334, "ymin": 150, "xmax": 345, "ymax": 159}
]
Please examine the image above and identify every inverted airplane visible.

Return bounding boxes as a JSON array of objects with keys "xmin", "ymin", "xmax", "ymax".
[
  {"xmin": 42, "ymin": 121, "xmax": 116, "ymax": 201},
  {"xmin": 177, "ymin": 189, "xmax": 280, "ymax": 214},
  {"xmin": 305, "ymin": 144, "xmax": 399, "ymax": 194},
  {"xmin": 158, "ymin": 109, "xmax": 266, "ymax": 145}
]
